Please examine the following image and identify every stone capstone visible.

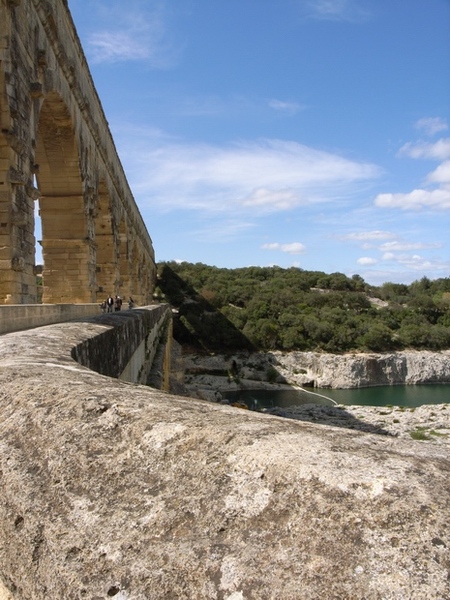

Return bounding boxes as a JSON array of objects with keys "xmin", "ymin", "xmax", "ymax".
[{"xmin": 0, "ymin": 321, "xmax": 449, "ymax": 599}]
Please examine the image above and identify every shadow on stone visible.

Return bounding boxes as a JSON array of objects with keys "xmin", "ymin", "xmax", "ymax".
[{"xmin": 264, "ymin": 403, "xmax": 394, "ymax": 437}]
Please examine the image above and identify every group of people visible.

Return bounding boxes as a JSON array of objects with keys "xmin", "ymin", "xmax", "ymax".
[{"xmin": 100, "ymin": 295, "xmax": 135, "ymax": 313}]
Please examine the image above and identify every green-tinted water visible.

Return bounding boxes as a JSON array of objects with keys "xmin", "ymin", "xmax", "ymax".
[
  {"xmin": 223, "ymin": 384, "xmax": 450, "ymax": 409},
  {"xmin": 316, "ymin": 384, "xmax": 450, "ymax": 407}
]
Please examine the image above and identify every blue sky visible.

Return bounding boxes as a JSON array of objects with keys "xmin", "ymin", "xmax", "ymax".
[{"xmin": 66, "ymin": 0, "xmax": 450, "ymax": 286}]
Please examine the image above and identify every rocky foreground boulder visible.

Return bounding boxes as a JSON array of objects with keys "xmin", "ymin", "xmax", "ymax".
[{"xmin": 0, "ymin": 323, "xmax": 449, "ymax": 599}]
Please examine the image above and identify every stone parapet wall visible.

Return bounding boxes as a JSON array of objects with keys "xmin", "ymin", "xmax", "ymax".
[
  {"xmin": 0, "ymin": 312, "xmax": 449, "ymax": 598},
  {"xmin": 71, "ymin": 304, "xmax": 171, "ymax": 382},
  {"xmin": 0, "ymin": 303, "xmax": 101, "ymax": 335}
]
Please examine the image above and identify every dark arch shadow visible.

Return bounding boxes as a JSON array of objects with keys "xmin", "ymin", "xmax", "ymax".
[
  {"xmin": 158, "ymin": 265, "xmax": 256, "ymax": 353},
  {"xmin": 157, "ymin": 265, "xmax": 393, "ymax": 438}
]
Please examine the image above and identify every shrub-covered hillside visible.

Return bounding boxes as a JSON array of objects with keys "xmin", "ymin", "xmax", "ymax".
[{"xmin": 156, "ymin": 261, "xmax": 450, "ymax": 354}]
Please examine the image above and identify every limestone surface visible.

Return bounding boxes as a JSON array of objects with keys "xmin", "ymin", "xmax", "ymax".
[{"xmin": 1, "ymin": 324, "xmax": 450, "ymax": 599}]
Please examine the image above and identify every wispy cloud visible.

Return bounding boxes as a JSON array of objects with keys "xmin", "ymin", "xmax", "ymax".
[
  {"xmin": 379, "ymin": 241, "xmax": 442, "ymax": 252},
  {"xmin": 339, "ymin": 230, "xmax": 396, "ymax": 243},
  {"xmin": 414, "ymin": 117, "xmax": 448, "ymax": 137},
  {"xmin": 84, "ymin": 2, "xmax": 177, "ymax": 66},
  {"xmin": 125, "ymin": 136, "xmax": 381, "ymax": 215},
  {"xmin": 262, "ymin": 242, "xmax": 306, "ymax": 254},
  {"xmin": 88, "ymin": 31, "xmax": 152, "ymax": 63},
  {"xmin": 268, "ymin": 99, "xmax": 304, "ymax": 116},
  {"xmin": 302, "ymin": 0, "xmax": 372, "ymax": 22}
]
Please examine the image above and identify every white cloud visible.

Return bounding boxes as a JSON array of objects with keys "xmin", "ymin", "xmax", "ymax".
[
  {"xmin": 378, "ymin": 252, "xmax": 450, "ymax": 274},
  {"xmin": 242, "ymin": 188, "xmax": 303, "ymax": 211},
  {"xmin": 88, "ymin": 31, "xmax": 151, "ymax": 63},
  {"xmin": 262, "ymin": 242, "xmax": 306, "ymax": 254},
  {"xmin": 128, "ymin": 137, "xmax": 381, "ymax": 215},
  {"xmin": 84, "ymin": 2, "xmax": 176, "ymax": 66},
  {"xmin": 382, "ymin": 253, "xmax": 436, "ymax": 271},
  {"xmin": 357, "ymin": 257, "xmax": 377, "ymax": 265},
  {"xmin": 427, "ymin": 160, "xmax": 450, "ymax": 184},
  {"xmin": 398, "ymin": 138, "xmax": 450, "ymax": 161},
  {"xmin": 377, "ymin": 132, "xmax": 450, "ymax": 213},
  {"xmin": 379, "ymin": 241, "xmax": 442, "ymax": 252},
  {"xmin": 268, "ymin": 99, "xmax": 303, "ymax": 115},
  {"xmin": 303, "ymin": 0, "xmax": 372, "ymax": 22},
  {"xmin": 415, "ymin": 117, "xmax": 448, "ymax": 137},
  {"xmin": 374, "ymin": 188, "xmax": 450, "ymax": 211},
  {"xmin": 340, "ymin": 230, "xmax": 395, "ymax": 242}
]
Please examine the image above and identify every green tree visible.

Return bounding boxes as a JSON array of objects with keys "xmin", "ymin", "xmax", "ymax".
[{"xmin": 359, "ymin": 324, "xmax": 395, "ymax": 352}]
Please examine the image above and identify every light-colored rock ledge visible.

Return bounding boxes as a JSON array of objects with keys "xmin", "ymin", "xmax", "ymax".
[{"xmin": 184, "ymin": 349, "xmax": 450, "ymax": 389}]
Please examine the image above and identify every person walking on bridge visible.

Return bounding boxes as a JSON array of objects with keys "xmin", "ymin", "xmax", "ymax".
[{"xmin": 106, "ymin": 295, "xmax": 114, "ymax": 313}]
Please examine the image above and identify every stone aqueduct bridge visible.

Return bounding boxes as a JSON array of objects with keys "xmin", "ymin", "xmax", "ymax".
[
  {"xmin": 1, "ymin": 2, "xmax": 450, "ymax": 599},
  {"xmin": 0, "ymin": 0, "xmax": 155, "ymax": 306}
]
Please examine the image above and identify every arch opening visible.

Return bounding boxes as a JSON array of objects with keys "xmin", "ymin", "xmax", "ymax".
[{"xmin": 35, "ymin": 92, "xmax": 95, "ymax": 303}]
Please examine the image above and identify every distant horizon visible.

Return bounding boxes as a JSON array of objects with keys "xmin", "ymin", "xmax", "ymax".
[
  {"xmin": 154, "ymin": 258, "xmax": 443, "ymax": 289},
  {"xmin": 38, "ymin": 1, "xmax": 450, "ymax": 287},
  {"xmin": 33, "ymin": 254, "xmax": 447, "ymax": 289}
]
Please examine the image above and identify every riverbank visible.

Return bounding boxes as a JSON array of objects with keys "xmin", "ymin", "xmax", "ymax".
[
  {"xmin": 183, "ymin": 350, "xmax": 450, "ymax": 444},
  {"xmin": 265, "ymin": 402, "xmax": 450, "ymax": 445}
]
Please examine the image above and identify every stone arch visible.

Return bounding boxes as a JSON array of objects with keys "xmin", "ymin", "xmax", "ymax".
[
  {"xmin": 35, "ymin": 91, "xmax": 95, "ymax": 303},
  {"xmin": 0, "ymin": 1, "xmax": 156, "ymax": 305}
]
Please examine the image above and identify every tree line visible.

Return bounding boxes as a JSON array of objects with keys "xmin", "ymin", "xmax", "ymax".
[{"xmin": 155, "ymin": 261, "xmax": 450, "ymax": 354}]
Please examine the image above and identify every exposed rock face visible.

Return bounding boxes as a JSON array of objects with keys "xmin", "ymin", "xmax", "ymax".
[
  {"xmin": 184, "ymin": 349, "xmax": 450, "ymax": 390},
  {"xmin": 1, "ymin": 323, "xmax": 450, "ymax": 599},
  {"xmin": 277, "ymin": 350, "xmax": 450, "ymax": 388}
]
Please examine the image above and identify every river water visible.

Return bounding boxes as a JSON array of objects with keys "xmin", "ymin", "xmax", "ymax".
[{"xmin": 223, "ymin": 384, "xmax": 450, "ymax": 410}]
